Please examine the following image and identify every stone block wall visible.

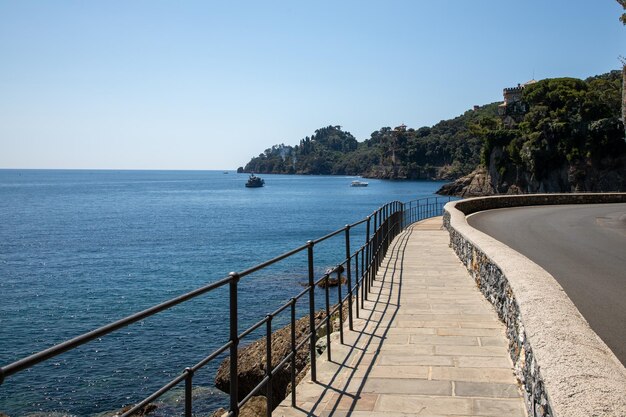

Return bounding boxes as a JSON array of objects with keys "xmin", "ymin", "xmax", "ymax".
[
  {"xmin": 443, "ymin": 211, "xmax": 551, "ymax": 417},
  {"xmin": 443, "ymin": 193, "xmax": 626, "ymax": 417}
]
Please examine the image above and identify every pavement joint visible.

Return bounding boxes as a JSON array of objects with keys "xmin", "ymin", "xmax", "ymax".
[{"xmin": 275, "ymin": 217, "xmax": 526, "ymax": 417}]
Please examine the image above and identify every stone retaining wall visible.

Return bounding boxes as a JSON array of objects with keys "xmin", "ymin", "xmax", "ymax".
[{"xmin": 443, "ymin": 193, "xmax": 626, "ymax": 417}]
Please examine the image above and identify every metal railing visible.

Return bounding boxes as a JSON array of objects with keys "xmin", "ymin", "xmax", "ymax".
[{"xmin": 0, "ymin": 196, "xmax": 452, "ymax": 417}]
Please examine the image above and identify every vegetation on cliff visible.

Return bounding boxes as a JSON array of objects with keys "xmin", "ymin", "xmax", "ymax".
[
  {"xmin": 241, "ymin": 104, "xmax": 500, "ymax": 180},
  {"xmin": 450, "ymin": 70, "xmax": 626, "ymax": 195}
]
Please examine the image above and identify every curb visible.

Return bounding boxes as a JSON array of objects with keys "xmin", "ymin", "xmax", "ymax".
[{"xmin": 443, "ymin": 193, "xmax": 626, "ymax": 417}]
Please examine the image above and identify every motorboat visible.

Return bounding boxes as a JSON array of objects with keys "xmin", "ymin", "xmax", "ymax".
[
  {"xmin": 350, "ymin": 180, "xmax": 368, "ymax": 187},
  {"xmin": 245, "ymin": 174, "xmax": 265, "ymax": 188}
]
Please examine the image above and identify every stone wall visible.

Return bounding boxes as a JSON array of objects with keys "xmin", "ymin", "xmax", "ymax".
[
  {"xmin": 443, "ymin": 193, "xmax": 626, "ymax": 417},
  {"xmin": 451, "ymin": 193, "xmax": 626, "ymax": 214}
]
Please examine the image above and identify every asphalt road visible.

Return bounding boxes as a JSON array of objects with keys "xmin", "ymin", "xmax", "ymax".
[{"xmin": 467, "ymin": 203, "xmax": 626, "ymax": 366}]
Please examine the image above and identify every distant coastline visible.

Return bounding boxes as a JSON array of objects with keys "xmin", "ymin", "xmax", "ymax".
[{"xmin": 241, "ymin": 70, "xmax": 626, "ymax": 196}]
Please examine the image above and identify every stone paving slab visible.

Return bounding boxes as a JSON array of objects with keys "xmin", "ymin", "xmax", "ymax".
[{"xmin": 274, "ymin": 217, "xmax": 526, "ymax": 417}]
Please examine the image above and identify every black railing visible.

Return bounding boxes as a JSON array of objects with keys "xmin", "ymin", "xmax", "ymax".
[{"xmin": 0, "ymin": 196, "xmax": 452, "ymax": 417}]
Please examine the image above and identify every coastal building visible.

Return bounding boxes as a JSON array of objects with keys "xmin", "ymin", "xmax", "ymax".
[
  {"xmin": 394, "ymin": 123, "xmax": 407, "ymax": 132},
  {"xmin": 498, "ymin": 79, "xmax": 537, "ymax": 126}
]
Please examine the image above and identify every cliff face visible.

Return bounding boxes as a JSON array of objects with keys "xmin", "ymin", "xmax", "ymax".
[
  {"xmin": 436, "ymin": 167, "xmax": 495, "ymax": 197},
  {"xmin": 438, "ymin": 147, "xmax": 626, "ymax": 197},
  {"xmin": 439, "ymin": 72, "xmax": 626, "ymax": 197}
]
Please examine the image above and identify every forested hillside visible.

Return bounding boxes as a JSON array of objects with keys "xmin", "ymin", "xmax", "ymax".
[
  {"xmin": 241, "ymin": 70, "xmax": 625, "ymax": 193},
  {"xmin": 240, "ymin": 104, "xmax": 500, "ymax": 180}
]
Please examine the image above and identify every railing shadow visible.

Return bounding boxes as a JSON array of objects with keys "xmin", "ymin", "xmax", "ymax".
[{"xmin": 282, "ymin": 225, "xmax": 414, "ymax": 417}]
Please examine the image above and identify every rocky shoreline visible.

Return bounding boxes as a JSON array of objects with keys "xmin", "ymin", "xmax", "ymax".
[
  {"xmin": 214, "ymin": 303, "xmax": 349, "ymax": 415},
  {"xmin": 436, "ymin": 167, "xmax": 496, "ymax": 197},
  {"xmin": 436, "ymin": 156, "xmax": 626, "ymax": 197}
]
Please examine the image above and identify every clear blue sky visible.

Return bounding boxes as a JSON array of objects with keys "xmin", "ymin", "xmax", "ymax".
[{"xmin": 1, "ymin": 0, "xmax": 624, "ymax": 170}]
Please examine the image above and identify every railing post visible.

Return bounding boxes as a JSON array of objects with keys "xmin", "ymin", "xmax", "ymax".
[
  {"xmin": 324, "ymin": 274, "xmax": 331, "ymax": 360},
  {"xmin": 396, "ymin": 202, "xmax": 404, "ymax": 236},
  {"xmin": 385, "ymin": 207, "xmax": 389, "ymax": 254},
  {"xmin": 290, "ymin": 298, "xmax": 297, "ymax": 407},
  {"xmin": 382, "ymin": 206, "xmax": 387, "ymax": 255},
  {"xmin": 390, "ymin": 203, "xmax": 394, "ymax": 238},
  {"xmin": 354, "ymin": 250, "xmax": 360, "ymax": 319},
  {"xmin": 376, "ymin": 208, "xmax": 382, "ymax": 271},
  {"xmin": 337, "ymin": 268, "xmax": 344, "ymax": 344},
  {"xmin": 229, "ymin": 272, "xmax": 240, "ymax": 417},
  {"xmin": 185, "ymin": 367, "xmax": 193, "ymax": 417},
  {"xmin": 396, "ymin": 201, "xmax": 404, "ymax": 236},
  {"xmin": 365, "ymin": 216, "xmax": 371, "ymax": 301},
  {"xmin": 306, "ymin": 241, "xmax": 317, "ymax": 383},
  {"xmin": 373, "ymin": 211, "xmax": 378, "ymax": 276},
  {"xmin": 418, "ymin": 200, "xmax": 422, "ymax": 221},
  {"xmin": 344, "ymin": 225, "xmax": 353, "ymax": 331},
  {"xmin": 265, "ymin": 314, "xmax": 273, "ymax": 417},
  {"xmin": 361, "ymin": 246, "xmax": 366, "ymax": 303},
  {"xmin": 387, "ymin": 204, "xmax": 396, "ymax": 245},
  {"xmin": 380, "ymin": 207, "xmax": 385, "ymax": 267}
]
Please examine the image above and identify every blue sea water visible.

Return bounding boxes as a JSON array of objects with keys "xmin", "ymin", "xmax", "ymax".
[{"xmin": 0, "ymin": 170, "xmax": 448, "ymax": 416}]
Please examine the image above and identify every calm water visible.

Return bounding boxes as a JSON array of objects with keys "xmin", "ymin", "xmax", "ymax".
[{"xmin": 0, "ymin": 170, "xmax": 447, "ymax": 416}]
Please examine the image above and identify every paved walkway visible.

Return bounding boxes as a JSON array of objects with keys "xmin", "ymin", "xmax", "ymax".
[{"xmin": 275, "ymin": 217, "xmax": 526, "ymax": 417}]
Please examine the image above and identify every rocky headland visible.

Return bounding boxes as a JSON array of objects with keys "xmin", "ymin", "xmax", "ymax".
[{"xmin": 437, "ymin": 153, "xmax": 626, "ymax": 197}]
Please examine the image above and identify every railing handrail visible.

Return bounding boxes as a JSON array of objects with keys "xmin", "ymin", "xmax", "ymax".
[{"xmin": 0, "ymin": 196, "xmax": 452, "ymax": 417}]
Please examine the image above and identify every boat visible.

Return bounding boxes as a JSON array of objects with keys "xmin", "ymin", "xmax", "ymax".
[
  {"xmin": 245, "ymin": 174, "xmax": 265, "ymax": 188},
  {"xmin": 350, "ymin": 180, "xmax": 368, "ymax": 187}
]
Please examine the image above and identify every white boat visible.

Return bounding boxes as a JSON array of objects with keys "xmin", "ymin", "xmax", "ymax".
[{"xmin": 350, "ymin": 180, "xmax": 369, "ymax": 187}]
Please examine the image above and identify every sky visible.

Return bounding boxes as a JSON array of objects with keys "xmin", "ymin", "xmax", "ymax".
[{"xmin": 0, "ymin": 1, "xmax": 624, "ymax": 170}]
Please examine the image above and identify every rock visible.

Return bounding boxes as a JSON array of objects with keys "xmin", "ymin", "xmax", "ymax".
[
  {"xmin": 440, "ymin": 146, "xmax": 626, "ymax": 197},
  {"xmin": 317, "ymin": 275, "xmax": 346, "ymax": 288},
  {"xmin": 208, "ymin": 396, "xmax": 267, "ymax": 417},
  {"xmin": 239, "ymin": 396, "xmax": 267, "ymax": 417},
  {"xmin": 437, "ymin": 167, "xmax": 495, "ymax": 197},
  {"xmin": 209, "ymin": 407, "xmax": 227, "ymax": 417},
  {"xmin": 315, "ymin": 336, "xmax": 328, "ymax": 355},
  {"xmin": 215, "ymin": 302, "xmax": 350, "ymax": 411},
  {"xmin": 318, "ymin": 266, "xmax": 346, "ymax": 288},
  {"xmin": 0, "ymin": 412, "xmax": 10, "ymax": 417},
  {"xmin": 114, "ymin": 403, "xmax": 158, "ymax": 416},
  {"xmin": 214, "ymin": 310, "xmax": 325, "ymax": 410}
]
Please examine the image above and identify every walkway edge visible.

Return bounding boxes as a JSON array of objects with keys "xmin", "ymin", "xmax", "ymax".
[{"xmin": 444, "ymin": 194, "xmax": 626, "ymax": 417}]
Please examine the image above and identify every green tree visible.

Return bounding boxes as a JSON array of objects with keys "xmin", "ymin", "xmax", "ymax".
[{"xmin": 477, "ymin": 73, "xmax": 624, "ymax": 184}]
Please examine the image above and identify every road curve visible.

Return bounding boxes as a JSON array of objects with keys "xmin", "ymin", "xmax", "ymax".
[{"xmin": 467, "ymin": 203, "xmax": 626, "ymax": 366}]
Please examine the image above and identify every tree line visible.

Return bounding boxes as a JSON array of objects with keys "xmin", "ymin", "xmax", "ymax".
[
  {"xmin": 239, "ymin": 71, "xmax": 624, "ymax": 185},
  {"xmin": 240, "ymin": 104, "xmax": 500, "ymax": 180}
]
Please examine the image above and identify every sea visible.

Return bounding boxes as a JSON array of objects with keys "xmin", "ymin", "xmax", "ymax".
[{"xmin": 0, "ymin": 170, "xmax": 449, "ymax": 416}]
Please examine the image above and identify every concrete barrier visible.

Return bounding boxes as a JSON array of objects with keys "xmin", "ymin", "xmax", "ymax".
[{"xmin": 443, "ymin": 193, "xmax": 626, "ymax": 417}]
